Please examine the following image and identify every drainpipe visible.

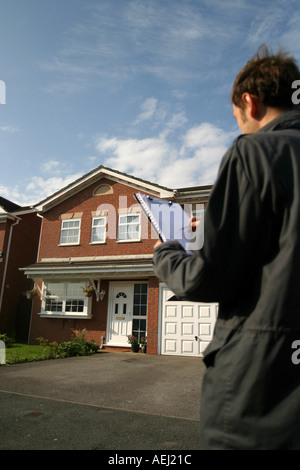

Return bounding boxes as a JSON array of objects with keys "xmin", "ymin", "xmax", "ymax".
[{"xmin": 0, "ymin": 216, "xmax": 21, "ymax": 318}]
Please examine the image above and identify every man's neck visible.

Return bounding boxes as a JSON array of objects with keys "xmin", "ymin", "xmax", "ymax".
[{"xmin": 257, "ymin": 107, "xmax": 285, "ymax": 130}]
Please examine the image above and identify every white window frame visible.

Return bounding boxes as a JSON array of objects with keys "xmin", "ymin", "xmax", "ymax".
[
  {"xmin": 90, "ymin": 216, "xmax": 106, "ymax": 244},
  {"xmin": 117, "ymin": 213, "xmax": 141, "ymax": 242},
  {"xmin": 59, "ymin": 218, "xmax": 81, "ymax": 246},
  {"xmin": 40, "ymin": 281, "xmax": 92, "ymax": 319},
  {"xmin": 192, "ymin": 207, "xmax": 205, "ymax": 219},
  {"xmin": 132, "ymin": 283, "xmax": 148, "ymax": 343}
]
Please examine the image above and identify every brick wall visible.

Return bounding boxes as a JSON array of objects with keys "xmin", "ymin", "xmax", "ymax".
[
  {"xmin": 30, "ymin": 279, "xmax": 109, "ymax": 346},
  {"xmin": 38, "ymin": 178, "xmax": 157, "ymax": 261},
  {"xmin": 0, "ymin": 212, "xmax": 41, "ymax": 335},
  {"xmin": 29, "ymin": 277, "xmax": 160, "ymax": 353},
  {"xmin": 29, "ymin": 177, "xmax": 209, "ymax": 353},
  {"xmin": 147, "ymin": 276, "xmax": 160, "ymax": 354}
]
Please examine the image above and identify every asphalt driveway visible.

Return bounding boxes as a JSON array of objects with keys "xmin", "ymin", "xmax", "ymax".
[{"xmin": 0, "ymin": 351, "xmax": 205, "ymax": 451}]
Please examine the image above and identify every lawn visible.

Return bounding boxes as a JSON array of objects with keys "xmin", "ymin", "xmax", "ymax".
[
  {"xmin": 0, "ymin": 330, "xmax": 100, "ymax": 365},
  {"xmin": 3, "ymin": 343, "xmax": 55, "ymax": 364}
]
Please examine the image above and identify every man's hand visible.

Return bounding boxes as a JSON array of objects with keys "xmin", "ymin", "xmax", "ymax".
[
  {"xmin": 154, "ymin": 240, "xmax": 162, "ymax": 249},
  {"xmin": 190, "ymin": 215, "xmax": 201, "ymax": 232},
  {"xmin": 153, "ymin": 215, "xmax": 201, "ymax": 250}
]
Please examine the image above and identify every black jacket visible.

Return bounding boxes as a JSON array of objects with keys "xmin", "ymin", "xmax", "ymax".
[{"xmin": 153, "ymin": 110, "xmax": 300, "ymax": 449}]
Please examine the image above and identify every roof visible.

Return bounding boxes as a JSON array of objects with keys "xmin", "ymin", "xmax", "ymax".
[
  {"xmin": 21, "ymin": 254, "xmax": 154, "ymax": 280},
  {"xmin": 0, "ymin": 196, "xmax": 22, "ymax": 213},
  {"xmin": 33, "ymin": 165, "xmax": 213, "ymax": 213},
  {"xmin": 34, "ymin": 165, "xmax": 176, "ymax": 213}
]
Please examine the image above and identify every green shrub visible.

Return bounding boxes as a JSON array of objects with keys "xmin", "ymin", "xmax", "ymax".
[
  {"xmin": 37, "ymin": 331, "xmax": 99, "ymax": 359},
  {"xmin": 57, "ymin": 341, "xmax": 84, "ymax": 357},
  {"xmin": 0, "ymin": 333, "xmax": 12, "ymax": 348}
]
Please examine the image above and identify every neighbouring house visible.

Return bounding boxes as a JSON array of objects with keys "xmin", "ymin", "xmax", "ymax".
[
  {"xmin": 0, "ymin": 197, "xmax": 42, "ymax": 341},
  {"xmin": 22, "ymin": 166, "xmax": 218, "ymax": 356}
]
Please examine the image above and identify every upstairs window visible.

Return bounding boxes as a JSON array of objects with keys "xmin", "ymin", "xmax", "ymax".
[
  {"xmin": 90, "ymin": 216, "xmax": 106, "ymax": 244},
  {"xmin": 118, "ymin": 214, "xmax": 140, "ymax": 242},
  {"xmin": 59, "ymin": 219, "xmax": 81, "ymax": 245}
]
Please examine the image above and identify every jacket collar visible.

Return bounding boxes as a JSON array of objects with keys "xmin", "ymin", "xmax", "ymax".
[{"xmin": 259, "ymin": 109, "xmax": 300, "ymax": 133}]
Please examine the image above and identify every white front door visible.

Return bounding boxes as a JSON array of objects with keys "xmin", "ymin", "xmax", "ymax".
[{"xmin": 106, "ymin": 282, "xmax": 134, "ymax": 346}]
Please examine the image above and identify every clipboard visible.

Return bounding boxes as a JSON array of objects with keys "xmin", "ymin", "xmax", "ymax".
[{"xmin": 134, "ymin": 192, "xmax": 194, "ymax": 253}]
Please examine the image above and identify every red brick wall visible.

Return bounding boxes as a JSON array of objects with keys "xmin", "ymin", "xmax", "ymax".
[
  {"xmin": 29, "ymin": 179, "xmax": 164, "ymax": 352},
  {"xmin": 38, "ymin": 178, "xmax": 157, "ymax": 261},
  {"xmin": 0, "ymin": 223, "xmax": 7, "ymax": 252},
  {"xmin": 29, "ymin": 278, "xmax": 160, "ymax": 353},
  {"xmin": 30, "ymin": 279, "xmax": 109, "ymax": 346},
  {"xmin": 0, "ymin": 222, "xmax": 8, "ymax": 287},
  {"xmin": 147, "ymin": 276, "xmax": 160, "ymax": 354},
  {"xmin": 0, "ymin": 212, "xmax": 41, "ymax": 335}
]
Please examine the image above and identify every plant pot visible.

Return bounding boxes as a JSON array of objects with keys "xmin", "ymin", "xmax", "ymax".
[
  {"xmin": 141, "ymin": 344, "xmax": 147, "ymax": 353},
  {"xmin": 131, "ymin": 343, "xmax": 139, "ymax": 353},
  {"xmin": 84, "ymin": 291, "xmax": 93, "ymax": 297}
]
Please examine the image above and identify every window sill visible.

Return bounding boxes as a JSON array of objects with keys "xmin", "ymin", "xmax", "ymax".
[
  {"xmin": 39, "ymin": 313, "xmax": 92, "ymax": 319},
  {"xmin": 116, "ymin": 239, "xmax": 142, "ymax": 243},
  {"xmin": 58, "ymin": 243, "xmax": 81, "ymax": 247}
]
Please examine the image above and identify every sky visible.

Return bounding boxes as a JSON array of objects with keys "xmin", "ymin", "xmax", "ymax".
[{"xmin": 1, "ymin": 0, "xmax": 300, "ymax": 207}]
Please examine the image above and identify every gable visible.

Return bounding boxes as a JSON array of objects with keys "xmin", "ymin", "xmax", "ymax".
[
  {"xmin": 35, "ymin": 166, "xmax": 174, "ymax": 214},
  {"xmin": 43, "ymin": 177, "xmax": 146, "ymax": 220}
]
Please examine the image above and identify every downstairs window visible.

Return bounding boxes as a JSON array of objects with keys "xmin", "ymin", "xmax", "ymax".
[{"xmin": 41, "ymin": 281, "xmax": 92, "ymax": 318}]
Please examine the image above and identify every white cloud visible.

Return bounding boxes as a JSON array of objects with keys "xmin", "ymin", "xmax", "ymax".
[
  {"xmin": 41, "ymin": 160, "xmax": 61, "ymax": 172},
  {"xmin": 0, "ymin": 126, "xmax": 18, "ymax": 133},
  {"xmin": 97, "ymin": 135, "xmax": 172, "ymax": 182},
  {"xmin": 97, "ymin": 119, "xmax": 237, "ymax": 188},
  {"xmin": 0, "ymin": 170, "xmax": 87, "ymax": 207},
  {"xmin": 135, "ymin": 97, "xmax": 158, "ymax": 123},
  {"xmin": 26, "ymin": 172, "xmax": 84, "ymax": 204},
  {"xmin": 0, "ymin": 184, "xmax": 23, "ymax": 205}
]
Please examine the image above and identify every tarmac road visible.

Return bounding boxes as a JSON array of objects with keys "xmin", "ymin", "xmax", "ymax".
[{"xmin": 0, "ymin": 351, "xmax": 205, "ymax": 451}]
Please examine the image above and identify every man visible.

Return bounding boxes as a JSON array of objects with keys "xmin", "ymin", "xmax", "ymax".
[{"xmin": 152, "ymin": 45, "xmax": 300, "ymax": 449}]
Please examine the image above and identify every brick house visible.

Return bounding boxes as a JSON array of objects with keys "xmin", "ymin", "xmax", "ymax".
[
  {"xmin": 22, "ymin": 166, "xmax": 217, "ymax": 356},
  {"xmin": 0, "ymin": 197, "xmax": 42, "ymax": 341}
]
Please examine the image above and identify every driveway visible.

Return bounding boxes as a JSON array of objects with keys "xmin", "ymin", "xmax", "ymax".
[{"xmin": 0, "ymin": 351, "xmax": 205, "ymax": 451}]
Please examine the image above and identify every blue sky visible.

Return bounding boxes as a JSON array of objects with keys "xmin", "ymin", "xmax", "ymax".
[{"xmin": 1, "ymin": 0, "xmax": 300, "ymax": 206}]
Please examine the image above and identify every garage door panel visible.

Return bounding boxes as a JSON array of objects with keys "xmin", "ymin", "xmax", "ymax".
[
  {"xmin": 181, "ymin": 340, "xmax": 195, "ymax": 355},
  {"xmin": 182, "ymin": 305, "xmax": 194, "ymax": 318},
  {"xmin": 160, "ymin": 286, "xmax": 217, "ymax": 357},
  {"xmin": 165, "ymin": 321, "xmax": 177, "ymax": 335},
  {"xmin": 198, "ymin": 305, "xmax": 211, "ymax": 318},
  {"xmin": 164, "ymin": 339, "xmax": 178, "ymax": 354},
  {"xmin": 198, "ymin": 323, "xmax": 212, "ymax": 336},
  {"xmin": 165, "ymin": 305, "xmax": 177, "ymax": 317},
  {"xmin": 181, "ymin": 322, "xmax": 194, "ymax": 336},
  {"xmin": 199, "ymin": 341, "xmax": 211, "ymax": 354}
]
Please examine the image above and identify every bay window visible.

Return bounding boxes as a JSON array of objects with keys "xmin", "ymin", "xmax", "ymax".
[{"xmin": 41, "ymin": 281, "xmax": 92, "ymax": 318}]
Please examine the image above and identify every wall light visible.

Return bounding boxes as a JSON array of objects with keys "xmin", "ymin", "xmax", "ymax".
[{"xmin": 99, "ymin": 290, "xmax": 106, "ymax": 301}]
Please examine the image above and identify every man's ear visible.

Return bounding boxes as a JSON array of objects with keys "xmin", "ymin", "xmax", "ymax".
[{"xmin": 242, "ymin": 93, "xmax": 260, "ymax": 118}]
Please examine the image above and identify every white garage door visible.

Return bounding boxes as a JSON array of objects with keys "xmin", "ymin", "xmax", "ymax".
[{"xmin": 159, "ymin": 285, "xmax": 218, "ymax": 357}]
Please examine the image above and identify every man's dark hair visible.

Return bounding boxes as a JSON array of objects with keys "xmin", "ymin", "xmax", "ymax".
[{"xmin": 231, "ymin": 44, "xmax": 300, "ymax": 110}]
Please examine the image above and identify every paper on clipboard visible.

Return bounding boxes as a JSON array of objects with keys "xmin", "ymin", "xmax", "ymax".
[{"xmin": 134, "ymin": 192, "xmax": 196, "ymax": 253}]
